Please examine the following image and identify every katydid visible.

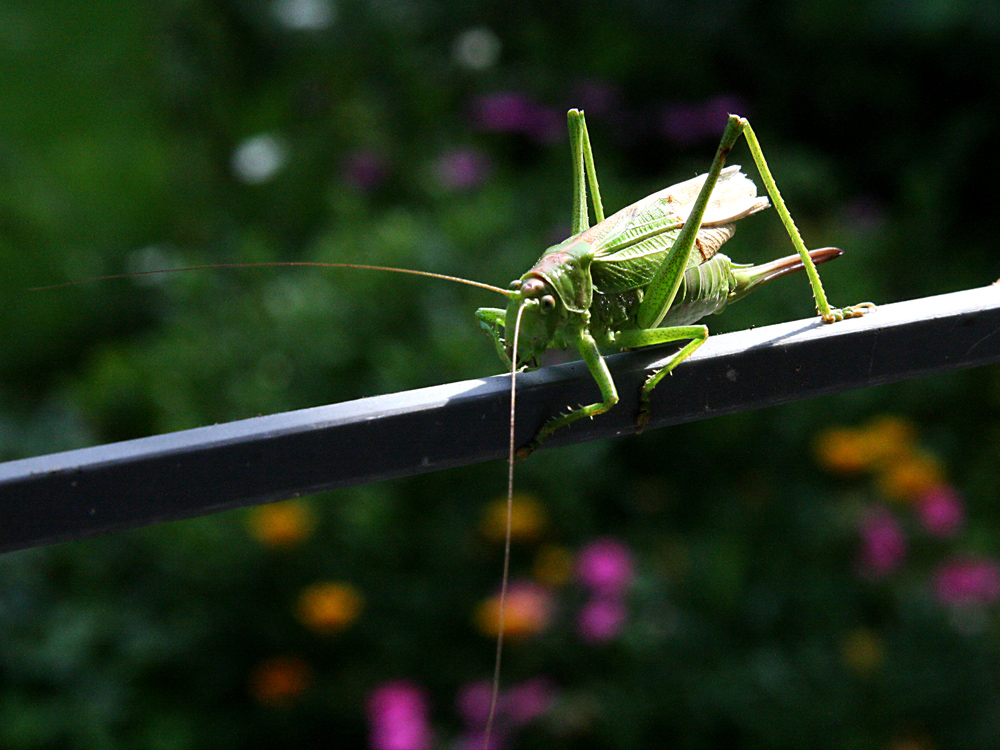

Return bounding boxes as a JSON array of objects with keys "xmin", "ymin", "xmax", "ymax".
[
  {"xmin": 477, "ymin": 110, "xmax": 873, "ymax": 459},
  {"xmin": 475, "ymin": 110, "xmax": 871, "ymax": 745},
  {"xmin": 36, "ymin": 108, "xmax": 872, "ymax": 749},
  {"xmin": 37, "ymin": 109, "xmax": 871, "ymax": 454}
]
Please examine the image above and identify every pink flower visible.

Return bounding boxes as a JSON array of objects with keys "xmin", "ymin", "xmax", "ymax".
[
  {"xmin": 457, "ymin": 677, "xmax": 555, "ymax": 728},
  {"xmin": 916, "ymin": 485, "xmax": 964, "ymax": 538},
  {"xmin": 504, "ymin": 678, "xmax": 555, "ymax": 726},
  {"xmin": 577, "ymin": 595, "xmax": 627, "ymax": 643},
  {"xmin": 469, "ymin": 93, "xmax": 562, "ymax": 142},
  {"xmin": 576, "ymin": 537, "xmax": 635, "ymax": 596},
  {"xmin": 932, "ymin": 557, "xmax": 1000, "ymax": 606},
  {"xmin": 367, "ymin": 681, "xmax": 433, "ymax": 750},
  {"xmin": 434, "ymin": 148, "xmax": 490, "ymax": 190},
  {"xmin": 454, "ymin": 678, "xmax": 555, "ymax": 749},
  {"xmin": 857, "ymin": 507, "xmax": 907, "ymax": 577},
  {"xmin": 456, "ymin": 680, "xmax": 492, "ymax": 728}
]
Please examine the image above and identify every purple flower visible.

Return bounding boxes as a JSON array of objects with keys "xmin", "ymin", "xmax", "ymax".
[
  {"xmin": 570, "ymin": 80, "xmax": 620, "ymax": 117},
  {"xmin": 660, "ymin": 104, "xmax": 706, "ymax": 147},
  {"xmin": 343, "ymin": 150, "xmax": 388, "ymax": 191},
  {"xmin": 503, "ymin": 678, "xmax": 555, "ymax": 726},
  {"xmin": 471, "ymin": 92, "xmax": 536, "ymax": 131},
  {"xmin": 576, "ymin": 537, "xmax": 635, "ymax": 596},
  {"xmin": 916, "ymin": 485, "xmax": 964, "ymax": 538},
  {"xmin": 524, "ymin": 106, "xmax": 563, "ymax": 143},
  {"xmin": 469, "ymin": 93, "xmax": 562, "ymax": 143},
  {"xmin": 457, "ymin": 677, "xmax": 555, "ymax": 728},
  {"xmin": 660, "ymin": 95, "xmax": 745, "ymax": 146},
  {"xmin": 577, "ymin": 595, "xmax": 627, "ymax": 643},
  {"xmin": 456, "ymin": 730, "xmax": 505, "ymax": 750},
  {"xmin": 367, "ymin": 681, "xmax": 433, "ymax": 750},
  {"xmin": 434, "ymin": 148, "xmax": 491, "ymax": 191},
  {"xmin": 857, "ymin": 507, "xmax": 906, "ymax": 577},
  {"xmin": 701, "ymin": 95, "xmax": 744, "ymax": 128},
  {"xmin": 456, "ymin": 680, "xmax": 492, "ymax": 728},
  {"xmin": 933, "ymin": 557, "xmax": 1000, "ymax": 606}
]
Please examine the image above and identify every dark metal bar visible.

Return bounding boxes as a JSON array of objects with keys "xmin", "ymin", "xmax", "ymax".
[{"xmin": 2, "ymin": 285, "xmax": 999, "ymax": 553}]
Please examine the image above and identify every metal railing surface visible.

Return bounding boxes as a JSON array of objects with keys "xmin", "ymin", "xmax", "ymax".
[{"xmin": 2, "ymin": 284, "xmax": 999, "ymax": 553}]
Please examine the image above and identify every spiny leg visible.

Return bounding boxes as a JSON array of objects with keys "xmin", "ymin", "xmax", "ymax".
[
  {"xmin": 626, "ymin": 115, "xmax": 873, "ymax": 432},
  {"xmin": 516, "ymin": 330, "xmax": 618, "ymax": 460},
  {"xmin": 737, "ymin": 118, "xmax": 875, "ymax": 322},
  {"xmin": 567, "ymin": 109, "xmax": 605, "ymax": 234},
  {"xmin": 614, "ymin": 325, "xmax": 709, "ymax": 432}
]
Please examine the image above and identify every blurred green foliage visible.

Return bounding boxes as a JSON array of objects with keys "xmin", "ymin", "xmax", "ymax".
[{"xmin": 3, "ymin": 0, "xmax": 1000, "ymax": 748}]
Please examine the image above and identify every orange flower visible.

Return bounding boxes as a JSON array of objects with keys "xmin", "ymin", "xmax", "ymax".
[
  {"xmin": 474, "ymin": 581, "xmax": 552, "ymax": 639},
  {"xmin": 246, "ymin": 499, "xmax": 315, "ymax": 548},
  {"xmin": 249, "ymin": 655, "xmax": 311, "ymax": 706},
  {"xmin": 814, "ymin": 416, "xmax": 920, "ymax": 476},
  {"xmin": 876, "ymin": 450, "xmax": 943, "ymax": 503},
  {"xmin": 296, "ymin": 581, "xmax": 363, "ymax": 635},
  {"xmin": 813, "ymin": 427, "xmax": 869, "ymax": 475},
  {"xmin": 859, "ymin": 415, "xmax": 918, "ymax": 468},
  {"xmin": 479, "ymin": 494, "xmax": 548, "ymax": 543}
]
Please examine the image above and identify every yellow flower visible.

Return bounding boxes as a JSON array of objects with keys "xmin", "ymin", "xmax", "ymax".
[
  {"xmin": 479, "ymin": 494, "xmax": 548, "ymax": 543},
  {"xmin": 246, "ymin": 499, "xmax": 315, "ymax": 548},
  {"xmin": 813, "ymin": 427, "xmax": 869, "ymax": 475},
  {"xmin": 841, "ymin": 628, "xmax": 883, "ymax": 676},
  {"xmin": 533, "ymin": 544, "xmax": 574, "ymax": 587},
  {"xmin": 296, "ymin": 582, "xmax": 363, "ymax": 635},
  {"xmin": 249, "ymin": 655, "xmax": 311, "ymax": 706},
  {"xmin": 815, "ymin": 416, "xmax": 921, "ymax": 476},
  {"xmin": 860, "ymin": 415, "xmax": 918, "ymax": 468},
  {"xmin": 876, "ymin": 450, "xmax": 943, "ymax": 503},
  {"xmin": 474, "ymin": 582, "xmax": 552, "ymax": 639}
]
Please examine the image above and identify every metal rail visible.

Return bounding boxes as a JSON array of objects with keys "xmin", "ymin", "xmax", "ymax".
[{"xmin": 2, "ymin": 284, "xmax": 999, "ymax": 553}]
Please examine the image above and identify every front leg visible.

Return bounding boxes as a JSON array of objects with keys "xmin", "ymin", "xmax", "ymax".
[
  {"xmin": 517, "ymin": 330, "xmax": 618, "ymax": 460},
  {"xmin": 475, "ymin": 307, "xmax": 512, "ymax": 367}
]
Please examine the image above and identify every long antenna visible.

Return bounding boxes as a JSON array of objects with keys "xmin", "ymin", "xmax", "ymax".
[
  {"xmin": 29, "ymin": 261, "xmax": 514, "ymax": 298},
  {"xmin": 483, "ymin": 302, "xmax": 526, "ymax": 750}
]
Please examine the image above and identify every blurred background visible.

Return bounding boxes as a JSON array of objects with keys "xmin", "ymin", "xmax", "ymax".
[{"xmin": 2, "ymin": 0, "xmax": 1000, "ymax": 748}]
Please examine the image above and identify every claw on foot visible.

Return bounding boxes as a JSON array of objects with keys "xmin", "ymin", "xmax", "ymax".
[{"xmin": 821, "ymin": 302, "xmax": 877, "ymax": 324}]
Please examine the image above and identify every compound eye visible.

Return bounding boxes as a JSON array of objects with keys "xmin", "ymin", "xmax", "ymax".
[{"xmin": 540, "ymin": 294, "xmax": 556, "ymax": 311}]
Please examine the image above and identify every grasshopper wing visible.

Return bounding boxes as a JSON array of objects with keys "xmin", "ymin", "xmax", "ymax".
[{"xmin": 586, "ymin": 165, "xmax": 769, "ymax": 293}]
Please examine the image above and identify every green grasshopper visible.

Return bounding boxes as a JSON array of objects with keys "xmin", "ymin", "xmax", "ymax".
[
  {"xmin": 467, "ymin": 110, "xmax": 872, "ymax": 744},
  {"xmin": 44, "ymin": 109, "xmax": 871, "ymax": 456},
  {"xmin": 477, "ymin": 109, "xmax": 872, "ymax": 459}
]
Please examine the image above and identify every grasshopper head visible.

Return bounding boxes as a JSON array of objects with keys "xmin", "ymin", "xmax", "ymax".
[{"xmin": 504, "ymin": 275, "xmax": 567, "ymax": 369}]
